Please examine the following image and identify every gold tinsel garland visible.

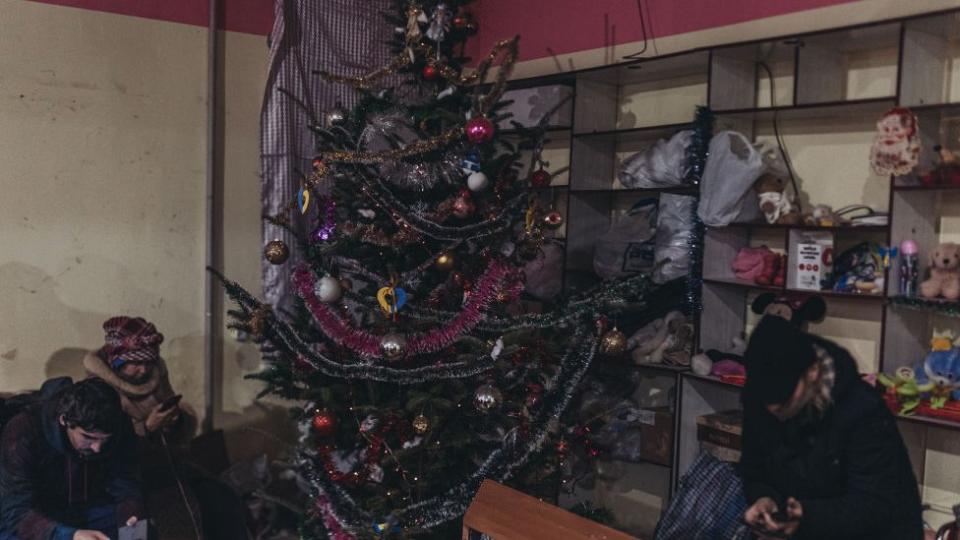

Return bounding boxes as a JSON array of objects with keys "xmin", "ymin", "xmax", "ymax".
[{"xmin": 317, "ymin": 38, "xmax": 518, "ymax": 166}]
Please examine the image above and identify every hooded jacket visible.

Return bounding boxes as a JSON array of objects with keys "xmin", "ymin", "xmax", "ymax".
[
  {"xmin": 0, "ymin": 378, "xmax": 144, "ymax": 540},
  {"xmin": 740, "ymin": 337, "xmax": 922, "ymax": 540}
]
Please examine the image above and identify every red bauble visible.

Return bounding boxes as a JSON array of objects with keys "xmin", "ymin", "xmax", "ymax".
[
  {"xmin": 452, "ymin": 195, "xmax": 475, "ymax": 218},
  {"xmin": 422, "ymin": 64, "xmax": 439, "ymax": 80},
  {"xmin": 312, "ymin": 157, "xmax": 324, "ymax": 170},
  {"xmin": 311, "ymin": 409, "xmax": 337, "ymax": 437},
  {"xmin": 556, "ymin": 439, "xmax": 570, "ymax": 455},
  {"xmin": 452, "ymin": 14, "xmax": 470, "ymax": 30},
  {"xmin": 465, "ymin": 117, "xmax": 495, "ymax": 144},
  {"xmin": 530, "ymin": 168, "xmax": 552, "ymax": 187}
]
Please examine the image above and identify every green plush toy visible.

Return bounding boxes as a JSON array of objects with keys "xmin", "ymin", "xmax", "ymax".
[{"xmin": 878, "ymin": 367, "xmax": 934, "ymax": 415}]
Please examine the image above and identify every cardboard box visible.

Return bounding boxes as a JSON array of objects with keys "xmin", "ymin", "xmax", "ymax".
[
  {"xmin": 696, "ymin": 409, "xmax": 743, "ymax": 463},
  {"xmin": 496, "ymin": 85, "xmax": 574, "ymax": 129},
  {"xmin": 638, "ymin": 407, "xmax": 674, "ymax": 466}
]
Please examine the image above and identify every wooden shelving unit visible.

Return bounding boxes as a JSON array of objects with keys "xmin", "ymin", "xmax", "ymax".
[{"xmin": 499, "ymin": 7, "xmax": 960, "ymax": 533}]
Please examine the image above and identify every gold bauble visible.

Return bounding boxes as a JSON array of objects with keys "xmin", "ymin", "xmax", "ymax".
[
  {"xmin": 412, "ymin": 414, "xmax": 430, "ymax": 434},
  {"xmin": 435, "ymin": 252, "xmax": 455, "ymax": 271},
  {"xmin": 263, "ymin": 240, "xmax": 290, "ymax": 265},
  {"xmin": 600, "ymin": 328, "xmax": 628, "ymax": 356}
]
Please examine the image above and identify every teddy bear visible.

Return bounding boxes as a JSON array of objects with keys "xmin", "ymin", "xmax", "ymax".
[
  {"xmin": 754, "ymin": 174, "xmax": 801, "ymax": 225},
  {"xmin": 920, "ymin": 242, "xmax": 960, "ymax": 300}
]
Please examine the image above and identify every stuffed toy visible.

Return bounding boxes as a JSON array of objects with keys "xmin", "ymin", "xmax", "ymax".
[
  {"xmin": 732, "ymin": 246, "xmax": 783, "ymax": 286},
  {"xmin": 629, "ymin": 311, "xmax": 692, "ymax": 365},
  {"xmin": 914, "ymin": 348, "xmax": 960, "ymax": 405},
  {"xmin": 732, "ymin": 246, "xmax": 769, "ymax": 281},
  {"xmin": 878, "ymin": 367, "xmax": 933, "ymax": 415},
  {"xmin": 830, "ymin": 242, "xmax": 886, "ymax": 295},
  {"xmin": 920, "ymin": 242, "xmax": 960, "ymax": 300},
  {"xmin": 802, "ymin": 204, "xmax": 842, "ymax": 227},
  {"xmin": 754, "ymin": 174, "xmax": 801, "ymax": 225},
  {"xmin": 920, "ymin": 145, "xmax": 960, "ymax": 187},
  {"xmin": 691, "ymin": 334, "xmax": 747, "ymax": 376},
  {"xmin": 751, "ymin": 292, "xmax": 827, "ymax": 328},
  {"xmin": 870, "ymin": 107, "xmax": 920, "ymax": 177},
  {"xmin": 754, "ymin": 249, "xmax": 781, "ymax": 286}
]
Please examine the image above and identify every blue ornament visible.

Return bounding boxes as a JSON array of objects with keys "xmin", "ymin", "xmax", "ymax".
[
  {"xmin": 371, "ymin": 516, "xmax": 401, "ymax": 536},
  {"xmin": 460, "ymin": 150, "xmax": 481, "ymax": 174}
]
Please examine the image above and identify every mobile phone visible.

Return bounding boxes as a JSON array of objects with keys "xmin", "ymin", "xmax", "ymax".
[
  {"xmin": 158, "ymin": 394, "xmax": 182, "ymax": 412},
  {"xmin": 118, "ymin": 519, "xmax": 148, "ymax": 540},
  {"xmin": 740, "ymin": 518, "xmax": 791, "ymax": 539}
]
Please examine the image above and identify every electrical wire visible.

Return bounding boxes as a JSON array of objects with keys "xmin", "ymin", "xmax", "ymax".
[
  {"xmin": 622, "ymin": 0, "xmax": 650, "ymax": 61},
  {"xmin": 159, "ymin": 430, "xmax": 203, "ymax": 540},
  {"xmin": 758, "ymin": 60, "xmax": 803, "ymax": 214}
]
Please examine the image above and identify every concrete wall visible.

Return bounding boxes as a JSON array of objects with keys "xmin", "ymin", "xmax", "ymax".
[{"xmin": 0, "ymin": 0, "xmax": 271, "ymax": 441}]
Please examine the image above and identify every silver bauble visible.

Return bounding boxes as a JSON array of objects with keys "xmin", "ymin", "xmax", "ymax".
[
  {"xmin": 315, "ymin": 275, "xmax": 343, "ymax": 303},
  {"xmin": 473, "ymin": 383, "xmax": 503, "ymax": 413},
  {"xmin": 467, "ymin": 171, "xmax": 489, "ymax": 191},
  {"xmin": 325, "ymin": 107, "xmax": 347, "ymax": 126},
  {"xmin": 379, "ymin": 333, "xmax": 407, "ymax": 360}
]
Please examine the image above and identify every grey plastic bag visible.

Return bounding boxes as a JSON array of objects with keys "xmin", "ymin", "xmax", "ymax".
[
  {"xmin": 593, "ymin": 198, "xmax": 659, "ymax": 280},
  {"xmin": 619, "ymin": 130, "xmax": 693, "ymax": 188},
  {"xmin": 696, "ymin": 131, "xmax": 766, "ymax": 227},
  {"xmin": 654, "ymin": 194, "xmax": 696, "ymax": 284}
]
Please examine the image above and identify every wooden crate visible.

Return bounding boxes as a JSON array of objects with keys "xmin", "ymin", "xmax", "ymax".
[{"xmin": 462, "ymin": 480, "xmax": 640, "ymax": 540}]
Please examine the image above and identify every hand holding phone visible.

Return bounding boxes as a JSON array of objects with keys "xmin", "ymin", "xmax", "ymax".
[
  {"xmin": 118, "ymin": 518, "xmax": 148, "ymax": 540},
  {"xmin": 158, "ymin": 394, "xmax": 182, "ymax": 412}
]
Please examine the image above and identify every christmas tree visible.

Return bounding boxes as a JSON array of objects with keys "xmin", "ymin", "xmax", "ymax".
[{"xmin": 216, "ymin": 2, "xmax": 711, "ymax": 538}]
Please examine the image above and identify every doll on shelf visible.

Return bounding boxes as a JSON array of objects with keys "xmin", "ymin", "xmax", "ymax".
[{"xmin": 920, "ymin": 144, "xmax": 960, "ymax": 187}]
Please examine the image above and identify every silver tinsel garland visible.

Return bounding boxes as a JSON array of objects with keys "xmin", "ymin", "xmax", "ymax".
[{"xmin": 300, "ymin": 327, "xmax": 598, "ymax": 534}]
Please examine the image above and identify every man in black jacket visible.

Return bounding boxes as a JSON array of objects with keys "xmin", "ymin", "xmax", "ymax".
[
  {"xmin": 740, "ymin": 315, "xmax": 922, "ymax": 540},
  {"xmin": 0, "ymin": 378, "xmax": 143, "ymax": 540}
]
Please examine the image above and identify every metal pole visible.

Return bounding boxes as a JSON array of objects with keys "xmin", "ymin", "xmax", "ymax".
[{"xmin": 203, "ymin": 0, "xmax": 221, "ymax": 434}]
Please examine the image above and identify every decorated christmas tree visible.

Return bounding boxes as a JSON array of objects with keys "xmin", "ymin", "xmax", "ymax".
[{"xmin": 216, "ymin": 2, "xmax": 711, "ymax": 538}]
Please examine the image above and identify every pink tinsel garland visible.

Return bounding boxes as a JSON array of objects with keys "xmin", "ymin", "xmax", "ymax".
[
  {"xmin": 315, "ymin": 495, "xmax": 356, "ymax": 540},
  {"xmin": 292, "ymin": 260, "xmax": 522, "ymax": 360}
]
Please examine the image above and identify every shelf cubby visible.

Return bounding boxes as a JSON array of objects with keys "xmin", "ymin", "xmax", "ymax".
[
  {"xmin": 795, "ymin": 23, "xmax": 900, "ymax": 105},
  {"xmin": 900, "ymin": 12, "xmax": 960, "ymax": 108},
  {"xmin": 676, "ymin": 374, "xmax": 742, "ymax": 482},
  {"xmin": 710, "ymin": 39, "xmax": 796, "ymax": 111}
]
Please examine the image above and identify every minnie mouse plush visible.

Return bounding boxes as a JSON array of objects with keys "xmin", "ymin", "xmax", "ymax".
[{"xmin": 751, "ymin": 292, "xmax": 827, "ymax": 329}]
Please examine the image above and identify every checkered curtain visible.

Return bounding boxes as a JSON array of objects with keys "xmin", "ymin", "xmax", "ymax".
[{"xmin": 260, "ymin": 0, "xmax": 395, "ymax": 311}]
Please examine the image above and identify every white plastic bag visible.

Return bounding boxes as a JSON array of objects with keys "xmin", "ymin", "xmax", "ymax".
[
  {"xmin": 593, "ymin": 199, "xmax": 659, "ymax": 279},
  {"xmin": 654, "ymin": 194, "xmax": 696, "ymax": 284},
  {"xmin": 619, "ymin": 130, "xmax": 693, "ymax": 188},
  {"xmin": 697, "ymin": 131, "xmax": 768, "ymax": 227}
]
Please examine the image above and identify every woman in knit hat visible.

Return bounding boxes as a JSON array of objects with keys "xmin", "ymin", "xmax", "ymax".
[
  {"xmin": 83, "ymin": 316, "xmax": 195, "ymax": 439},
  {"xmin": 740, "ymin": 315, "xmax": 922, "ymax": 540}
]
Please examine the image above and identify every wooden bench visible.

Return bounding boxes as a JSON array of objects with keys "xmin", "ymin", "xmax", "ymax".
[{"xmin": 462, "ymin": 480, "xmax": 640, "ymax": 540}]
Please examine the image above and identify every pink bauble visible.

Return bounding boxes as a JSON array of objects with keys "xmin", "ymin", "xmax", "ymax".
[
  {"xmin": 466, "ymin": 117, "xmax": 495, "ymax": 144},
  {"xmin": 900, "ymin": 239, "xmax": 919, "ymax": 255}
]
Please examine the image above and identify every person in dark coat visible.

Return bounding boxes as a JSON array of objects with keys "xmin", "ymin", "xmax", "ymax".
[
  {"xmin": 740, "ymin": 315, "xmax": 923, "ymax": 540},
  {"xmin": 0, "ymin": 377, "xmax": 144, "ymax": 540}
]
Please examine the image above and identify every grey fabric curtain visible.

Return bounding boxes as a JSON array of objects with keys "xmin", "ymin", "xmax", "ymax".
[{"xmin": 260, "ymin": 0, "xmax": 394, "ymax": 311}]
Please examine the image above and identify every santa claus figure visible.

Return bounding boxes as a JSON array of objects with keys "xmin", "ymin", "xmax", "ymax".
[{"xmin": 870, "ymin": 107, "xmax": 921, "ymax": 176}]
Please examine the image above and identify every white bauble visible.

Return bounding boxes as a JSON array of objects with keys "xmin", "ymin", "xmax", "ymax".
[
  {"xmin": 315, "ymin": 275, "xmax": 343, "ymax": 303},
  {"xmin": 467, "ymin": 171, "xmax": 489, "ymax": 191}
]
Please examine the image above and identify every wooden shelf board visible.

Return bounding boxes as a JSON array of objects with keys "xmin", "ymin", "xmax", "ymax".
[
  {"xmin": 569, "ymin": 186, "xmax": 698, "ymax": 195},
  {"xmin": 703, "ymin": 277, "xmax": 783, "ymax": 292},
  {"xmin": 722, "ymin": 222, "xmax": 889, "ymax": 232},
  {"xmin": 895, "ymin": 413, "xmax": 960, "ymax": 431},
  {"xmin": 713, "ymin": 97, "xmax": 895, "ymax": 122},
  {"xmin": 500, "ymin": 125, "xmax": 573, "ymax": 136},
  {"xmin": 893, "ymin": 183, "xmax": 960, "ymax": 192},
  {"xmin": 785, "ymin": 288, "xmax": 886, "ymax": 302},
  {"xmin": 572, "ymin": 122, "xmax": 691, "ymax": 140},
  {"xmin": 888, "ymin": 295, "xmax": 960, "ymax": 317},
  {"xmin": 681, "ymin": 372, "xmax": 744, "ymax": 391}
]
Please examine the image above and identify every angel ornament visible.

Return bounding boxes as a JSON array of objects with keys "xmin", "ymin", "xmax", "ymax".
[
  {"xmin": 870, "ymin": 107, "xmax": 921, "ymax": 176},
  {"xmin": 404, "ymin": 3, "xmax": 427, "ymax": 61},
  {"xmin": 426, "ymin": 3, "xmax": 451, "ymax": 44}
]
